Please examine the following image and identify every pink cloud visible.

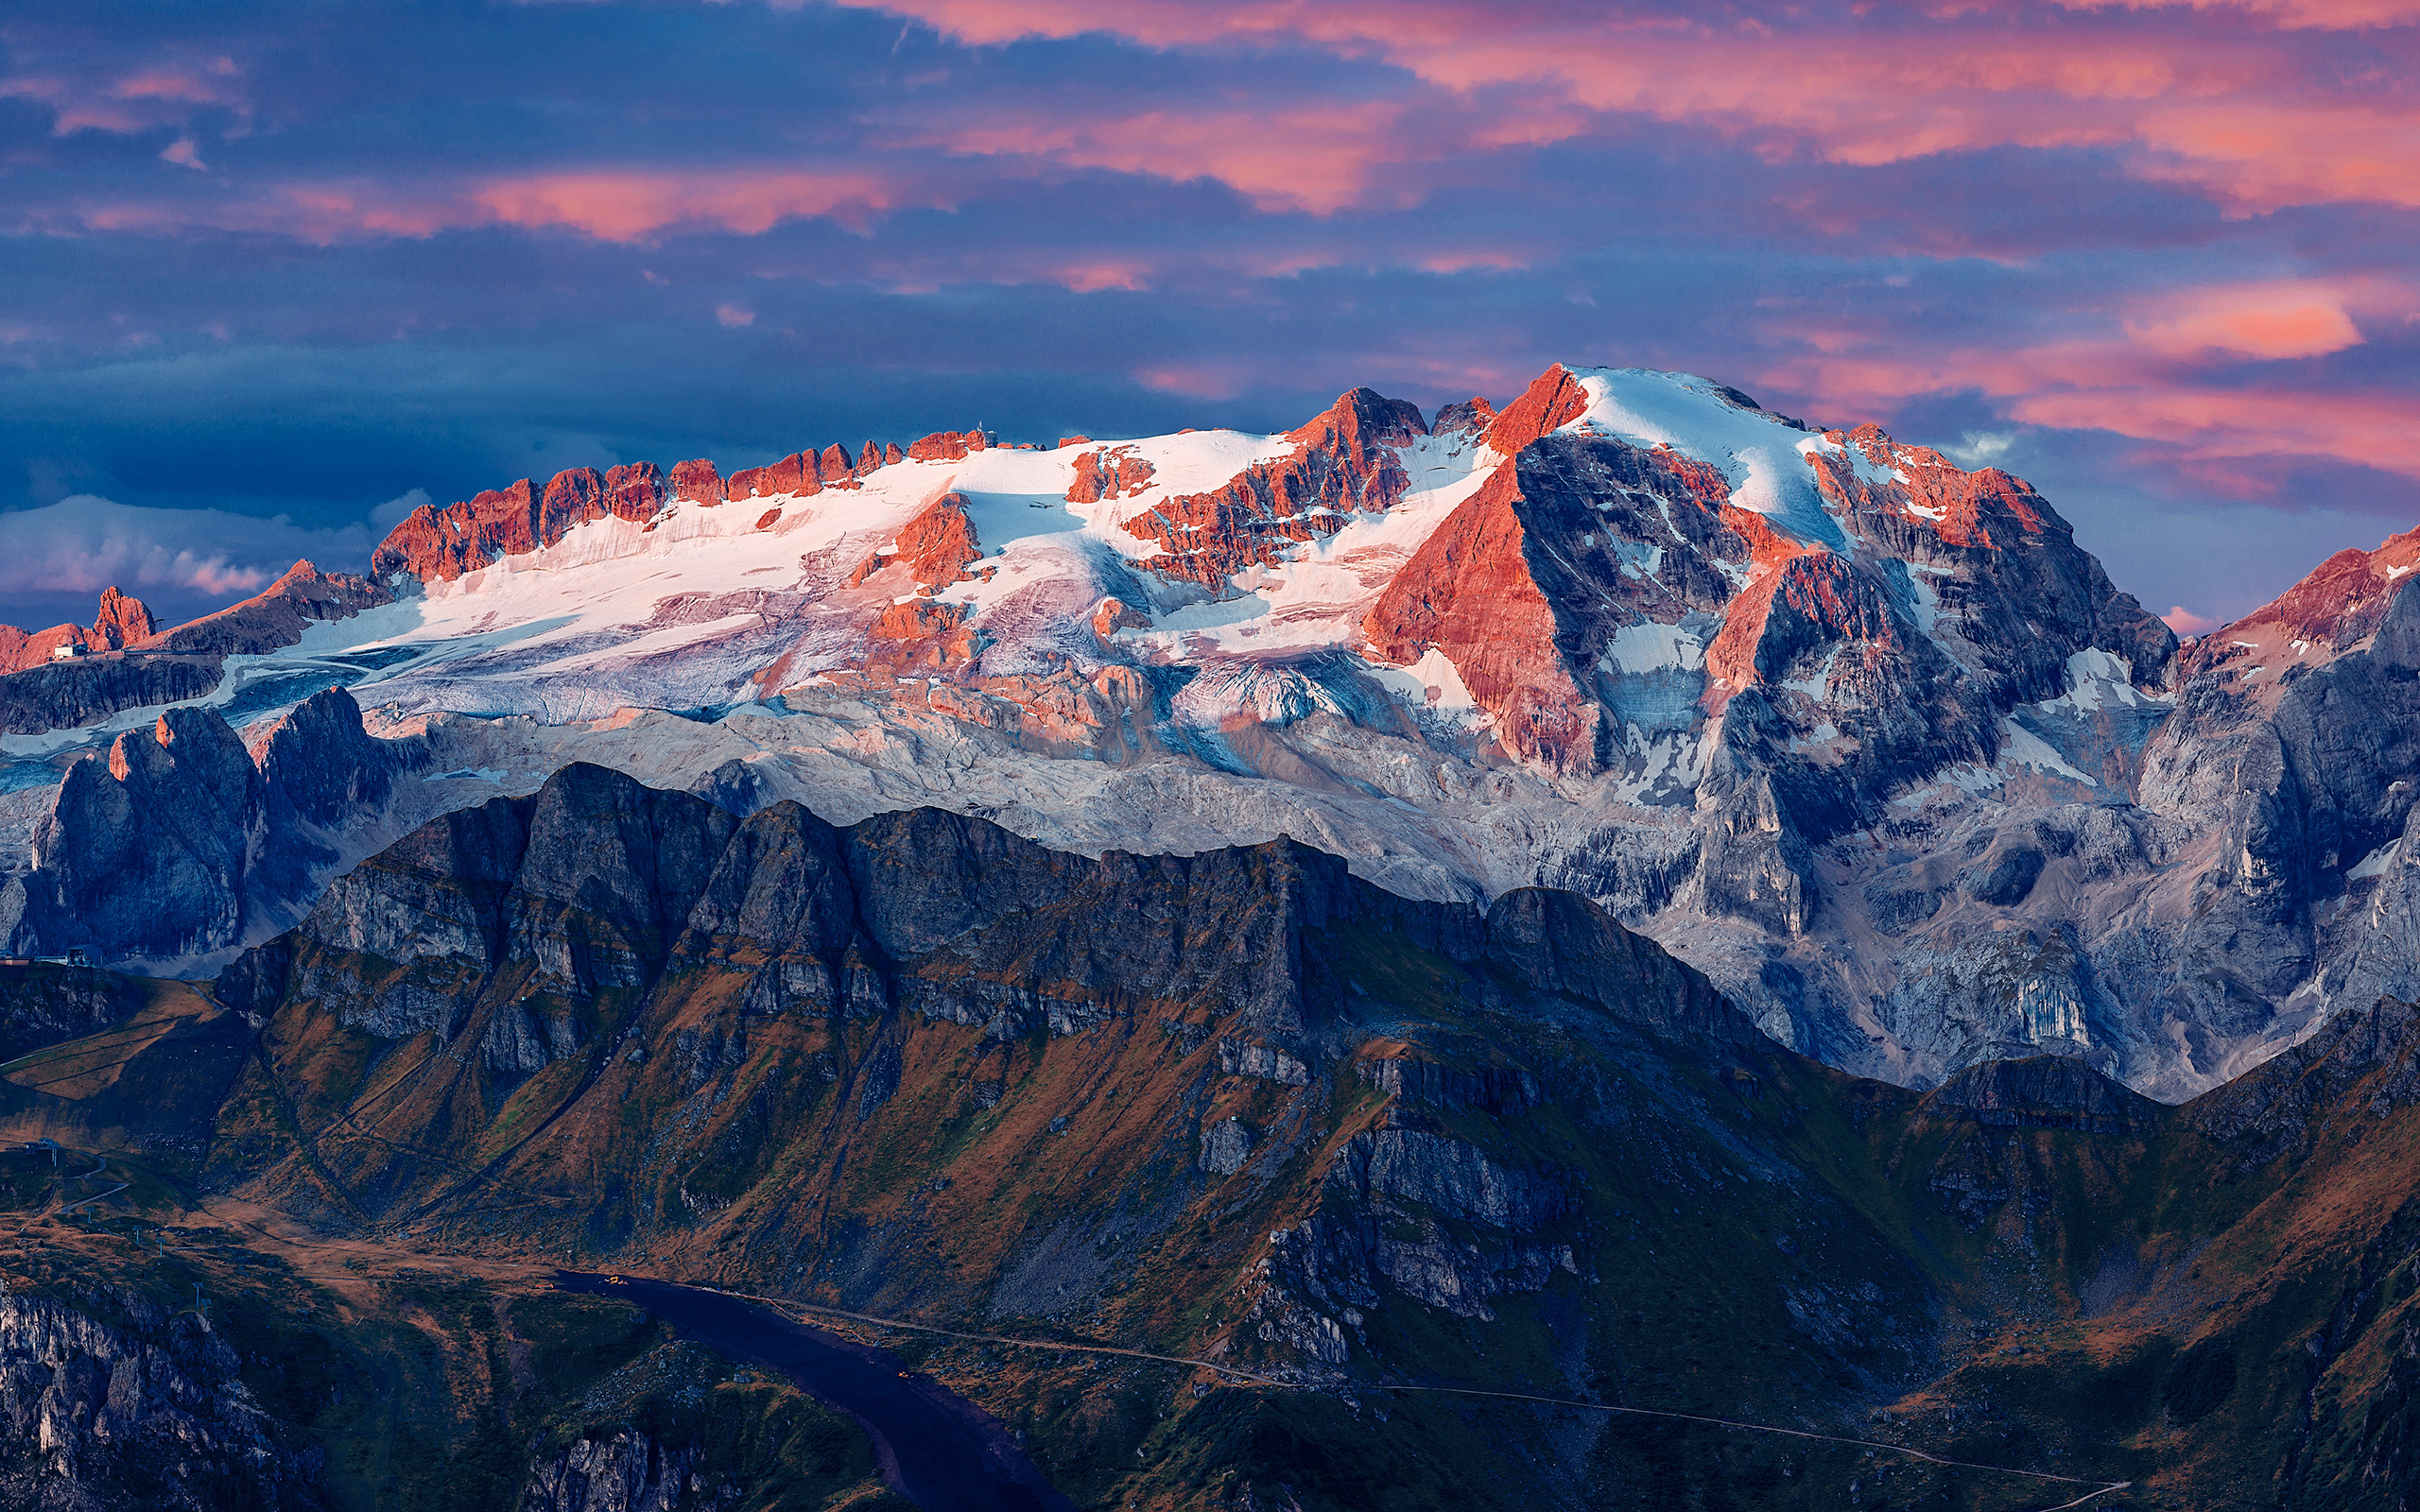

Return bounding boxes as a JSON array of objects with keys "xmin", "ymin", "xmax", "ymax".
[
  {"xmin": 903, "ymin": 99, "xmax": 1410, "ymax": 213},
  {"xmin": 1756, "ymin": 266, "xmax": 2420, "ymax": 488},
  {"xmin": 158, "ymin": 138, "xmax": 208, "ymax": 171},
  {"xmin": 841, "ymin": 1, "xmax": 2420, "ymax": 218},
  {"xmin": 60, "ymin": 166, "xmax": 956, "ymax": 246},
  {"xmin": 472, "ymin": 169, "xmax": 912, "ymax": 240},
  {"xmin": 2124, "ymin": 281, "xmax": 2363, "ymax": 358},
  {"xmin": 0, "ymin": 54, "xmax": 248, "ymax": 138},
  {"xmin": 2163, "ymin": 605, "xmax": 2221, "ymax": 634},
  {"xmin": 2056, "ymin": 0, "xmax": 2420, "ymax": 27},
  {"xmin": 1049, "ymin": 261, "xmax": 1150, "ymax": 292},
  {"xmin": 2008, "ymin": 388, "xmax": 2420, "ymax": 479},
  {"xmin": 1133, "ymin": 360, "xmax": 1261, "ymax": 398},
  {"xmin": 715, "ymin": 302, "xmax": 756, "ymax": 327}
]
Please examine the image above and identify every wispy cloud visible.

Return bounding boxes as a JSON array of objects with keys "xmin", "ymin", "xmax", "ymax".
[{"xmin": 0, "ymin": 497, "xmax": 371, "ymax": 602}]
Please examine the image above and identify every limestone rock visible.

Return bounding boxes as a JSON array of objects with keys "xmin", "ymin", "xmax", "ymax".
[
  {"xmin": 1200, "ymin": 1116, "xmax": 1254, "ymax": 1175},
  {"xmin": 9, "ymin": 689, "xmax": 409, "ymax": 963},
  {"xmin": 0, "ymin": 1286, "xmax": 321, "ymax": 1510}
]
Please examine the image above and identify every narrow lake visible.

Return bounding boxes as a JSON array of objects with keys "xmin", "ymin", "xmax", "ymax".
[{"xmin": 554, "ymin": 1271, "xmax": 1077, "ymax": 1512}]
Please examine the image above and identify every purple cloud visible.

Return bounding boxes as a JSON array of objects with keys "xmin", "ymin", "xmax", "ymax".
[{"xmin": 0, "ymin": 0, "xmax": 2410, "ymax": 630}]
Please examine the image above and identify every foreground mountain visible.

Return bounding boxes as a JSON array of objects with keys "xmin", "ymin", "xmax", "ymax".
[
  {"xmin": 9, "ymin": 764, "xmax": 2420, "ymax": 1506},
  {"xmin": 2, "ymin": 364, "xmax": 2415, "ymax": 1103}
]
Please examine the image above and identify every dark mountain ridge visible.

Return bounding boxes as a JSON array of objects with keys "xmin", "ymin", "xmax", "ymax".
[{"xmin": 0, "ymin": 764, "xmax": 2392, "ymax": 1506}]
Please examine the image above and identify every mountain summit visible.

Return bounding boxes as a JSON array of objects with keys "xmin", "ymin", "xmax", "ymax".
[{"xmin": 0, "ymin": 363, "xmax": 2409, "ymax": 1101}]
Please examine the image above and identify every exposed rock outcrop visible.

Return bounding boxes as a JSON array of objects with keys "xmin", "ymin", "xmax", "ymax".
[
  {"xmin": 0, "ymin": 567, "xmax": 384, "ymax": 737},
  {"xmin": 0, "ymin": 587, "xmax": 158, "ymax": 674},
  {"xmin": 1119, "ymin": 387, "xmax": 1429, "ymax": 586},
  {"xmin": 372, "ymin": 467, "xmax": 667, "ymax": 582},
  {"xmin": 0, "ymin": 1285, "xmax": 322, "ymax": 1511},
  {"xmin": 518, "ymin": 1429, "xmax": 700, "ymax": 1512},
  {"xmin": 9, "ymin": 688, "xmax": 411, "ymax": 963},
  {"xmin": 135, "ymin": 560, "xmax": 390, "ymax": 658}
]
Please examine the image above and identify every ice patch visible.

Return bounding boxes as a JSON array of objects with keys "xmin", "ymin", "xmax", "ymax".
[
  {"xmin": 1367, "ymin": 647, "xmax": 1480, "ymax": 715},
  {"xmin": 2348, "ymin": 843, "xmax": 2398, "ymax": 881},
  {"xmin": 1561, "ymin": 369, "xmax": 1846, "ymax": 553},
  {"xmin": 1996, "ymin": 716, "xmax": 2098, "ymax": 786},
  {"xmin": 1601, "ymin": 620, "xmax": 1707, "ymax": 676},
  {"xmin": 2036, "ymin": 648, "xmax": 2169, "ymax": 714}
]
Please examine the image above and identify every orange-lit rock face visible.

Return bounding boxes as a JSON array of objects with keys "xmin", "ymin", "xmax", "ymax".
[
  {"xmin": 2215, "ymin": 525, "xmax": 2420, "ymax": 656},
  {"xmin": 92, "ymin": 588, "xmax": 154, "ymax": 648},
  {"xmin": 1066, "ymin": 445, "xmax": 1155, "ymax": 504},
  {"xmin": 1122, "ymin": 387, "xmax": 1427, "ymax": 588},
  {"xmin": 670, "ymin": 458, "xmax": 726, "ymax": 506},
  {"xmin": 907, "ymin": 428, "xmax": 991, "ymax": 462},
  {"xmin": 863, "ymin": 598, "xmax": 980, "ymax": 677},
  {"xmin": 372, "ymin": 478, "xmax": 540, "ymax": 582},
  {"xmin": 891, "ymin": 493, "xmax": 982, "ymax": 591},
  {"xmin": 1090, "ymin": 596, "xmax": 1150, "ymax": 647},
  {"xmin": 1364, "ymin": 461, "xmax": 1600, "ymax": 770},
  {"xmin": 1482, "ymin": 366, "xmax": 1591, "ymax": 456},
  {"xmin": 372, "ymin": 463, "xmax": 667, "ymax": 581},
  {"xmin": 1804, "ymin": 423, "xmax": 2048, "ymax": 552},
  {"xmin": 844, "ymin": 492, "xmax": 984, "ymax": 594},
  {"xmin": 729, "ymin": 452, "xmax": 822, "ymax": 501}
]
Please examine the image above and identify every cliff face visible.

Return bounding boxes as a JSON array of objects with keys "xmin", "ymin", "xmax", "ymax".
[
  {"xmin": 9, "ymin": 688, "xmax": 413, "ymax": 963},
  {"xmin": 0, "ymin": 1285, "xmax": 322, "ymax": 1512},
  {"xmin": 0, "ymin": 563, "xmax": 386, "ymax": 738},
  {"xmin": 152, "ymin": 762, "xmax": 2420, "ymax": 1507}
]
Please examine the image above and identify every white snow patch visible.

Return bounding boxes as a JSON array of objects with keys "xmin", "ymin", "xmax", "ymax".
[
  {"xmin": 2348, "ymin": 843, "xmax": 2398, "ymax": 881},
  {"xmin": 1368, "ymin": 647, "xmax": 1481, "ymax": 714},
  {"xmin": 1560, "ymin": 369, "xmax": 1847, "ymax": 554},
  {"xmin": 1996, "ymin": 716, "xmax": 2098, "ymax": 786},
  {"xmin": 2035, "ymin": 647, "xmax": 2169, "ymax": 714},
  {"xmin": 1601, "ymin": 620, "xmax": 1707, "ymax": 676}
]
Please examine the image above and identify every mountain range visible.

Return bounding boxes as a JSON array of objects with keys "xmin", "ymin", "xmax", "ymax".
[
  {"xmin": 5, "ymin": 362, "xmax": 2413, "ymax": 1101},
  {"xmin": 2, "ymin": 363, "xmax": 2419, "ymax": 1508},
  {"xmin": 4, "ymin": 762, "xmax": 2420, "ymax": 1508}
]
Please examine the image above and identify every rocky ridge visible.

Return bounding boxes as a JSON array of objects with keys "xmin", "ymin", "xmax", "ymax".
[
  {"xmin": 0, "ymin": 562, "xmax": 389, "ymax": 741},
  {"xmin": 136, "ymin": 762, "xmax": 2420, "ymax": 1508},
  {"xmin": 0, "ymin": 1282, "xmax": 321, "ymax": 1511},
  {"xmin": 0, "ymin": 588, "xmax": 156, "ymax": 674},
  {"xmin": 0, "ymin": 363, "xmax": 2411, "ymax": 1105}
]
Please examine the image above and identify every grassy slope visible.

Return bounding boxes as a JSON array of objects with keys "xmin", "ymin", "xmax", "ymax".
[
  {"xmin": 0, "ymin": 1140, "xmax": 902, "ymax": 1512},
  {"xmin": 12, "ymin": 841, "xmax": 2410, "ymax": 1507}
]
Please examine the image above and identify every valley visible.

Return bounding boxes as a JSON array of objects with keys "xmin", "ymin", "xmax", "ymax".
[{"xmin": 4, "ymin": 768, "xmax": 2420, "ymax": 1505}]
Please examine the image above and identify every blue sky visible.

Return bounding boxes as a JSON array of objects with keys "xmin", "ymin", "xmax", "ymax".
[{"xmin": 1, "ymin": 0, "xmax": 2413, "ymax": 633}]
